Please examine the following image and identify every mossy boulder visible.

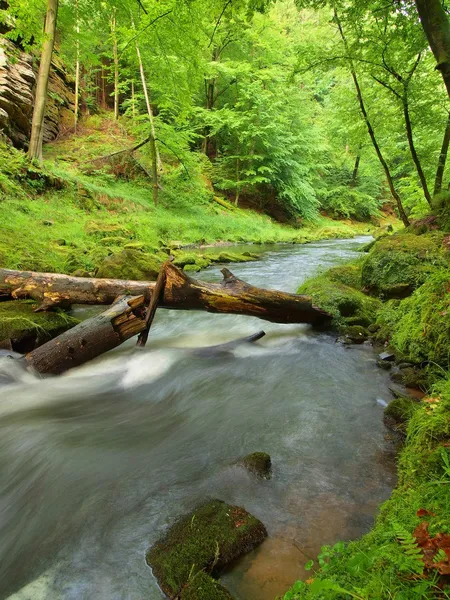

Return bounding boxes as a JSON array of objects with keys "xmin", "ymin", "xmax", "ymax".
[
  {"xmin": 297, "ymin": 270, "xmax": 380, "ymax": 328},
  {"xmin": 383, "ymin": 397, "xmax": 419, "ymax": 434},
  {"xmin": 376, "ymin": 269, "xmax": 450, "ymax": 367},
  {"xmin": 95, "ymin": 249, "xmax": 163, "ymax": 280},
  {"xmin": 179, "ymin": 572, "xmax": 235, "ymax": 600},
  {"xmin": 0, "ymin": 300, "xmax": 79, "ymax": 352},
  {"xmin": 326, "ymin": 264, "xmax": 363, "ymax": 289},
  {"xmin": 173, "ymin": 253, "xmax": 211, "ymax": 271},
  {"xmin": 146, "ymin": 499, "xmax": 267, "ymax": 597},
  {"xmin": 341, "ymin": 325, "xmax": 368, "ymax": 344},
  {"xmin": 361, "ymin": 232, "xmax": 446, "ymax": 299},
  {"xmin": 238, "ymin": 452, "xmax": 272, "ymax": 479}
]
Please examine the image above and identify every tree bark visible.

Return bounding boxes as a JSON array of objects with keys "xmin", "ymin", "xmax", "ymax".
[
  {"xmin": 112, "ymin": 10, "xmax": 119, "ymax": 121},
  {"xmin": 0, "ymin": 265, "xmax": 332, "ymax": 325},
  {"xmin": 25, "ymin": 295, "xmax": 146, "ymax": 375},
  {"xmin": 415, "ymin": 0, "xmax": 450, "ymax": 100},
  {"xmin": 351, "ymin": 154, "xmax": 360, "ymax": 186},
  {"xmin": 135, "ymin": 39, "xmax": 159, "ymax": 204},
  {"xmin": 74, "ymin": 0, "xmax": 80, "ymax": 133},
  {"xmin": 434, "ymin": 111, "xmax": 450, "ymax": 196},
  {"xmin": 403, "ymin": 94, "xmax": 433, "ymax": 207},
  {"xmin": 28, "ymin": 0, "xmax": 59, "ymax": 163},
  {"xmin": 334, "ymin": 9, "xmax": 410, "ymax": 227},
  {"xmin": 136, "ymin": 260, "xmax": 168, "ymax": 347}
]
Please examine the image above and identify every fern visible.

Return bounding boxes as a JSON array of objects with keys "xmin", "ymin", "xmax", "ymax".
[{"xmin": 392, "ymin": 522, "xmax": 424, "ymax": 575}]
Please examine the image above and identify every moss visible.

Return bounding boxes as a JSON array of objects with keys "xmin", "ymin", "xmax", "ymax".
[
  {"xmin": 375, "ymin": 269, "xmax": 450, "ymax": 367},
  {"xmin": 179, "ymin": 572, "xmax": 235, "ymax": 600},
  {"xmin": 297, "ymin": 270, "xmax": 381, "ymax": 328},
  {"xmin": 361, "ymin": 232, "xmax": 447, "ymax": 299},
  {"xmin": 340, "ymin": 325, "xmax": 368, "ymax": 343},
  {"xmin": 146, "ymin": 499, "xmax": 267, "ymax": 598},
  {"xmin": 383, "ymin": 397, "xmax": 419, "ymax": 434},
  {"xmin": 0, "ymin": 300, "xmax": 79, "ymax": 352},
  {"xmin": 238, "ymin": 452, "xmax": 272, "ymax": 479},
  {"xmin": 326, "ymin": 264, "xmax": 362, "ymax": 289},
  {"xmin": 94, "ymin": 249, "xmax": 164, "ymax": 280}
]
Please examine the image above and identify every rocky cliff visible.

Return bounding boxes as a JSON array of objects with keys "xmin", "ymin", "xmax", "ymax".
[{"xmin": 0, "ymin": 37, "xmax": 75, "ymax": 148}]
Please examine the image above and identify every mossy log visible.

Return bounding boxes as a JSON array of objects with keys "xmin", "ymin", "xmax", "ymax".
[
  {"xmin": 25, "ymin": 295, "xmax": 146, "ymax": 375},
  {"xmin": 0, "ymin": 264, "xmax": 332, "ymax": 325}
]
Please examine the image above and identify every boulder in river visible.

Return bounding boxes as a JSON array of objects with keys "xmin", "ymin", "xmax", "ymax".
[
  {"xmin": 146, "ymin": 499, "xmax": 267, "ymax": 598},
  {"xmin": 179, "ymin": 572, "xmax": 235, "ymax": 600},
  {"xmin": 238, "ymin": 452, "xmax": 272, "ymax": 479}
]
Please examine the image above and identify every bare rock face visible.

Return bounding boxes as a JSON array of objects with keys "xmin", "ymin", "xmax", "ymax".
[{"xmin": 0, "ymin": 37, "xmax": 75, "ymax": 148}]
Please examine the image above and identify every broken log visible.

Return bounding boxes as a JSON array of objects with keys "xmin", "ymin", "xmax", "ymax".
[
  {"xmin": 25, "ymin": 295, "xmax": 146, "ymax": 375},
  {"xmin": 0, "ymin": 264, "xmax": 332, "ymax": 325},
  {"xmin": 136, "ymin": 259, "xmax": 169, "ymax": 347}
]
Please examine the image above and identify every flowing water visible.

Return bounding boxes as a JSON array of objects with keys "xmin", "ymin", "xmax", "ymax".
[{"xmin": 0, "ymin": 236, "xmax": 397, "ymax": 600}]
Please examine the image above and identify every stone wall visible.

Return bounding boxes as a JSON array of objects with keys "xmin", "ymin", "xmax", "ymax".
[{"xmin": 0, "ymin": 37, "xmax": 75, "ymax": 148}]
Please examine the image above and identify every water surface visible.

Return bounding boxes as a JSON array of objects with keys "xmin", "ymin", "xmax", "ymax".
[{"xmin": 1, "ymin": 236, "xmax": 396, "ymax": 600}]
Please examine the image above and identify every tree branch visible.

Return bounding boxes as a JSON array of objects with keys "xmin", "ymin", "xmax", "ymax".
[
  {"xmin": 209, "ymin": 0, "xmax": 232, "ymax": 48},
  {"xmin": 119, "ymin": 10, "xmax": 173, "ymax": 58}
]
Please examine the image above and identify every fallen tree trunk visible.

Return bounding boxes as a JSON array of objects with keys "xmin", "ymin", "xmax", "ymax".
[
  {"xmin": 25, "ymin": 295, "xmax": 146, "ymax": 375},
  {"xmin": 0, "ymin": 264, "xmax": 332, "ymax": 324}
]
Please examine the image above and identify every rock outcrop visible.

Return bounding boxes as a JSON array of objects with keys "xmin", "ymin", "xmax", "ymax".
[{"xmin": 0, "ymin": 37, "xmax": 75, "ymax": 148}]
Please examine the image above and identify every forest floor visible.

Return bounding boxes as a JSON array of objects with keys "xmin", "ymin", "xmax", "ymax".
[
  {"xmin": 0, "ymin": 113, "xmax": 383, "ymax": 277},
  {"xmin": 283, "ymin": 223, "xmax": 450, "ymax": 600}
]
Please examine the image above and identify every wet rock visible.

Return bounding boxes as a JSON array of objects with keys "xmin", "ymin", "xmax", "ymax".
[
  {"xmin": 179, "ymin": 572, "xmax": 235, "ymax": 600},
  {"xmin": 379, "ymin": 351, "xmax": 395, "ymax": 362},
  {"xmin": 238, "ymin": 452, "xmax": 272, "ymax": 479},
  {"xmin": 146, "ymin": 499, "xmax": 267, "ymax": 598},
  {"xmin": 383, "ymin": 397, "xmax": 419, "ymax": 435},
  {"xmin": 377, "ymin": 359, "xmax": 392, "ymax": 370},
  {"xmin": 368, "ymin": 323, "xmax": 381, "ymax": 333},
  {"xmin": 341, "ymin": 325, "xmax": 368, "ymax": 344},
  {"xmin": 390, "ymin": 367, "xmax": 427, "ymax": 390}
]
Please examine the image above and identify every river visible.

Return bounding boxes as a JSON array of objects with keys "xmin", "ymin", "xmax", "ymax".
[{"xmin": 0, "ymin": 236, "xmax": 397, "ymax": 600}]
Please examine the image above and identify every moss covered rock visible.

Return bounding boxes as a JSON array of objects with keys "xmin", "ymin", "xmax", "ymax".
[
  {"xmin": 383, "ymin": 396, "xmax": 419, "ymax": 434},
  {"xmin": 341, "ymin": 325, "xmax": 368, "ymax": 344},
  {"xmin": 179, "ymin": 572, "xmax": 235, "ymax": 600},
  {"xmin": 95, "ymin": 249, "xmax": 163, "ymax": 280},
  {"xmin": 297, "ymin": 271, "xmax": 380, "ymax": 328},
  {"xmin": 238, "ymin": 452, "xmax": 272, "ymax": 479},
  {"xmin": 0, "ymin": 300, "xmax": 79, "ymax": 352},
  {"xmin": 361, "ymin": 232, "xmax": 446, "ymax": 299},
  {"xmin": 146, "ymin": 499, "xmax": 267, "ymax": 597}
]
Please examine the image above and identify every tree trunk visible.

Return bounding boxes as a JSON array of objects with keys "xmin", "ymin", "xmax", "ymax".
[
  {"xmin": 0, "ymin": 265, "xmax": 332, "ymax": 325},
  {"xmin": 434, "ymin": 111, "xmax": 450, "ymax": 196},
  {"xmin": 403, "ymin": 94, "xmax": 433, "ymax": 207},
  {"xmin": 131, "ymin": 79, "xmax": 136, "ymax": 119},
  {"xmin": 74, "ymin": 0, "xmax": 80, "ymax": 133},
  {"xmin": 28, "ymin": 0, "xmax": 59, "ymax": 163},
  {"xmin": 351, "ymin": 154, "xmax": 360, "ymax": 186},
  {"xmin": 135, "ymin": 40, "xmax": 160, "ymax": 204},
  {"xmin": 25, "ymin": 295, "xmax": 146, "ymax": 375},
  {"xmin": 112, "ymin": 11, "xmax": 119, "ymax": 120},
  {"xmin": 415, "ymin": 0, "xmax": 450, "ymax": 100},
  {"xmin": 334, "ymin": 9, "xmax": 410, "ymax": 227}
]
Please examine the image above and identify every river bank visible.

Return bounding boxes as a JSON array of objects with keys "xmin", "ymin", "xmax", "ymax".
[{"xmin": 283, "ymin": 225, "xmax": 450, "ymax": 599}]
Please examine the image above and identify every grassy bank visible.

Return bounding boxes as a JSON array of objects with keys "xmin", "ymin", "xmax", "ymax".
[
  {"xmin": 0, "ymin": 117, "xmax": 375, "ymax": 277},
  {"xmin": 284, "ymin": 226, "xmax": 450, "ymax": 599}
]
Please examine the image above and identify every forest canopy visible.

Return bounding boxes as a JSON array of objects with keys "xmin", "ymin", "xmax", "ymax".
[{"xmin": 1, "ymin": 0, "xmax": 450, "ymax": 224}]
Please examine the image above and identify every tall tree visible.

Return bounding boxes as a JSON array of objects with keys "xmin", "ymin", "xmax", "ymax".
[{"xmin": 28, "ymin": 0, "xmax": 58, "ymax": 162}]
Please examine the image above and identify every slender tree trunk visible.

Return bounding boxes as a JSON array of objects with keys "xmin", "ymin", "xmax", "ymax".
[
  {"xmin": 112, "ymin": 11, "xmax": 119, "ymax": 120},
  {"xmin": 28, "ymin": 0, "xmax": 59, "ymax": 163},
  {"xmin": 74, "ymin": 0, "xmax": 80, "ymax": 133},
  {"xmin": 351, "ymin": 154, "xmax": 360, "ymax": 186},
  {"xmin": 403, "ymin": 93, "xmax": 433, "ymax": 207},
  {"xmin": 135, "ymin": 40, "xmax": 160, "ymax": 204},
  {"xmin": 131, "ymin": 79, "xmax": 135, "ymax": 119},
  {"xmin": 415, "ymin": 0, "xmax": 450, "ymax": 100},
  {"xmin": 334, "ymin": 9, "xmax": 409, "ymax": 226},
  {"xmin": 235, "ymin": 156, "xmax": 240, "ymax": 206},
  {"xmin": 434, "ymin": 112, "xmax": 450, "ymax": 196},
  {"xmin": 101, "ymin": 65, "xmax": 107, "ymax": 109}
]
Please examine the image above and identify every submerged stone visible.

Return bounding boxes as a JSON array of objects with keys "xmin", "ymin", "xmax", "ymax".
[
  {"xmin": 179, "ymin": 572, "xmax": 235, "ymax": 600},
  {"xmin": 146, "ymin": 499, "xmax": 267, "ymax": 598},
  {"xmin": 238, "ymin": 452, "xmax": 272, "ymax": 479}
]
